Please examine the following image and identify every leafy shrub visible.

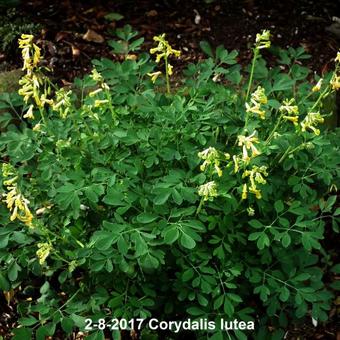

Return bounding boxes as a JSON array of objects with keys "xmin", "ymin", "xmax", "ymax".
[
  {"xmin": 0, "ymin": 32, "xmax": 339, "ymax": 340},
  {"xmin": 0, "ymin": 9, "xmax": 40, "ymax": 53}
]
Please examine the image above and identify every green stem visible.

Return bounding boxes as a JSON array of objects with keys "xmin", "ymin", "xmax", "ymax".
[
  {"xmin": 104, "ymin": 89, "xmax": 115, "ymax": 119},
  {"xmin": 164, "ymin": 57, "xmax": 171, "ymax": 94},
  {"xmin": 244, "ymin": 48, "xmax": 259, "ymax": 129},
  {"xmin": 265, "ymin": 113, "xmax": 283, "ymax": 145},
  {"xmin": 309, "ymin": 86, "xmax": 330, "ymax": 112},
  {"xmin": 245, "ymin": 48, "xmax": 259, "ymax": 102},
  {"xmin": 196, "ymin": 198, "xmax": 205, "ymax": 215},
  {"xmin": 39, "ymin": 107, "xmax": 47, "ymax": 126}
]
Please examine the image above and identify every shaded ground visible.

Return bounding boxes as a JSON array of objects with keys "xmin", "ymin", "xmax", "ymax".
[
  {"xmin": 0, "ymin": 0, "xmax": 339, "ymax": 339},
  {"xmin": 0, "ymin": 0, "xmax": 339, "ymax": 82}
]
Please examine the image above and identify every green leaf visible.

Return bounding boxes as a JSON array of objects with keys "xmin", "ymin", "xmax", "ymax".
[
  {"xmin": 36, "ymin": 325, "xmax": 52, "ymax": 340},
  {"xmin": 279, "ymin": 286, "xmax": 290, "ymax": 302},
  {"xmin": 104, "ymin": 12, "xmax": 124, "ymax": 21},
  {"xmin": 182, "ymin": 268, "xmax": 194, "ymax": 282},
  {"xmin": 248, "ymin": 232, "xmax": 262, "ymax": 241},
  {"xmin": 274, "ymin": 200, "xmax": 284, "ymax": 213},
  {"xmin": 213, "ymin": 295, "xmax": 224, "ymax": 309},
  {"xmin": 103, "ymin": 188, "xmax": 125, "ymax": 206},
  {"xmin": 0, "ymin": 273, "xmax": 10, "ymax": 290},
  {"xmin": 0, "ymin": 234, "xmax": 9, "ymax": 248},
  {"xmin": 186, "ymin": 307, "xmax": 204, "ymax": 316},
  {"xmin": 163, "ymin": 228, "xmax": 179, "ymax": 244},
  {"xmin": 281, "ymin": 233, "xmax": 291, "ymax": 248},
  {"xmin": 12, "ymin": 328, "xmax": 32, "ymax": 340},
  {"xmin": 331, "ymin": 264, "xmax": 340, "ymax": 274},
  {"xmin": 136, "ymin": 213, "xmax": 158, "ymax": 224},
  {"xmin": 199, "ymin": 41, "xmax": 213, "ymax": 57},
  {"xmin": 249, "ymin": 220, "xmax": 263, "ymax": 229},
  {"xmin": 257, "ymin": 233, "xmax": 270, "ymax": 249},
  {"xmin": 293, "ymin": 273, "xmax": 310, "ymax": 281},
  {"xmin": 61, "ymin": 317, "xmax": 74, "ymax": 333},
  {"xmin": 70, "ymin": 314, "xmax": 86, "ymax": 328},
  {"xmin": 18, "ymin": 316, "xmax": 38, "ymax": 326},
  {"xmin": 40, "ymin": 281, "xmax": 50, "ymax": 294},
  {"xmin": 180, "ymin": 233, "xmax": 196, "ymax": 249},
  {"xmin": 85, "ymin": 331, "xmax": 105, "ymax": 340},
  {"xmin": 223, "ymin": 298, "xmax": 234, "ymax": 316},
  {"xmin": 93, "ymin": 232, "xmax": 114, "ymax": 250},
  {"xmin": 8, "ymin": 261, "xmax": 20, "ymax": 281},
  {"xmin": 117, "ymin": 236, "xmax": 129, "ymax": 255},
  {"xmin": 153, "ymin": 191, "xmax": 171, "ymax": 205},
  {"xmin": 271, "ymin": 74, "xmax": 295, "ymax": 92}
]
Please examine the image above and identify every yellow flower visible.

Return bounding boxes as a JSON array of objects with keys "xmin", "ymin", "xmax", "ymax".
[
  {"xmin": 245, "ymin": 102, "xmax": 266, "ymax": 120},
  {"xmin": 147, "ymin": 71, "xmax": 162, "ymax": 83},
  {"xmin": 251, "ymin": 86, "xmax": 267, "ymax": 105},
  {"xmin": 89, "ymin": 88, "xmax": 103, "ymax": 97},
  {"xmin": 23, "ymin": 105, "xmax": 34, "ymax": 119},
  {"xmin": 255, "ymin": 30, "xmax": 271, "ymax": 49},
  {"xmin": 330, "ymin": 75, "xmax": 340, "ymax": 91},
  {"xmin": 237, "ymin": 131, "xmax": 261, "ymax": 162},
  {"xmin": 150, "ymin": 33, "xmax": 181, "ymax": 62},
  {"xmin": 247, "ymin": 206, "xmax": 255, "ymax": 216},
  {"xmin": 32, "ymin": 123, "xmax": 41, "ymax": 131},
  {"xmin": 4, "ymin": 186, "xmax": 33, "ymax": 227},
  {"xmin": 198, "ymin": 147, "xmax": 228, "ymax": 177},
  {"xmin": 249, "ymin": 187, "xmax": 262, "ymax": 199},
  {"xmin": 36, "ymin": 242, "xmax": 53, "ymax": 265},
  {"xmin": 94, "ymin": 99, "xmax": 109, "ymax": 107},
  {"xmin": 241, "ymin": 183, "xmax": 248, "ymax": 200},
  {"xmin": 90, "ymin": 68, "xmax": 103, "ymax": 82},
  {"xmin": 198, "ymin": 181, "xmax": 218, "ymax": 201},
  {"xmin": 301, "ymin": 111, "xmax": 324, "ymax": 135},
  {"xmin": 312, "ymin": 78, "xmax": 323, "ymax": 92},
  {"xmin": 242, "ymin": 165, "xmax": 268, "ymax": 200},
  {"xmin": 279, "ymin": 98, "xmax": 299, "ymax": 115},
  {"xmin": 167, "ymin": 63, "xmax": 173, "ymax": 76},
  {"xmin": 283, "ymin": 115, "xmax": 298, "ymax": 125},
  {"xmin": 335, "ymin": 51, "xmax": 340, "ymax": 63}
]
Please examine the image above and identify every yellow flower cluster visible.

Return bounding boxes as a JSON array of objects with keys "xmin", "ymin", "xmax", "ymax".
[
  {"xmin": 19, "ymin": 34, "xmax": 40, "ymax": 72},
  {"xmin": 279, "ymin": 98, "xmax": 299, "ymax": 125},
  {"xmin": 245, "ymin": 86, "xmax": 267, "ymax": 120},
  {"xmin": 198, "ymin": 147, "xmax": 230, "ymax": 177},
  {"xmin": 18, "ymin": 34, "xmax": 51, "ymax": 116},
  {"xmin": 255, "ymin": 30, "xmax": 271, "ymax": 49},
  {"xmin": 241, "ymin": 165, "xmax": 268, "ymax": 200},
  {"xmin": 1, "ymin": 164, "xmax": 33, "ymax": 227},
  {"xmin": 36, "ymin": 242, "xmax": 53, "ymax": 265},
  {"xmin": 301, "ymin": 111, "xmax": 324, "ymax": 135},
  {"xmin": 331, "ymin": 51, "xmax": 340, "ymax": 90},
  {"xmin": 335, "ymin": 51, "xmax": 340, "ymax": 63},
  {"xmin": 150, "ymin": 33, "xmax": 181, "ymax": 63},
  {"xmin": 237, "ymin": 131, "xmax": 261, "ymax": 163},
  {"xmin": 198, "ymin": 181, "xmax": 218, "ymax": 201},
  {"xmin": 52, "ymin": 88, "xmax": 72, "ymax": 119},
  {"xmin": 331, "ymin": 75, "xmax": 340, "ymax": 91},
  {"xmin": 148, "ymin": 33, "xmax": 181, "ymax": 82},
  {"xmin": 88, "ymin": 68, "xmax": 112, "ymax": 109}
]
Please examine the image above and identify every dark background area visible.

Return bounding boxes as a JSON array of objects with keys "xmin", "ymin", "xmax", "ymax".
[{"xmin": 0, "ymin": 0, "xmax": 339, "ymax": 82}]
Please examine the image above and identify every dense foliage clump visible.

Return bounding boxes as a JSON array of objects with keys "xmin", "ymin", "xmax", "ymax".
[{"xmin": 0, "ymin": 30, "xmax": 339, "ymax": 339}]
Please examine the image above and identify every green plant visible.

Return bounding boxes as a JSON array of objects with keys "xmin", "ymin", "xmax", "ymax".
[
  {"xmin": 0, "ymin": 32, "xmax": 339, "ymax": 340},
  {"xmin": 0, "ymin": 9, "xmax": 40, "ymax": 52},
  {"xmin": 107, "ymin": 24, "xmax": 144, "ymax": 59}
]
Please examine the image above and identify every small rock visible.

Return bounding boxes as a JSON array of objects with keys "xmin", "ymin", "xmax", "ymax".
[
  {"xmin": 83, "ymin": 29, "xmax": 105, "ymax": 43},
  {"xmin": 146, "ymin": 10, "xmax": 158, "ymax": 17}
]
